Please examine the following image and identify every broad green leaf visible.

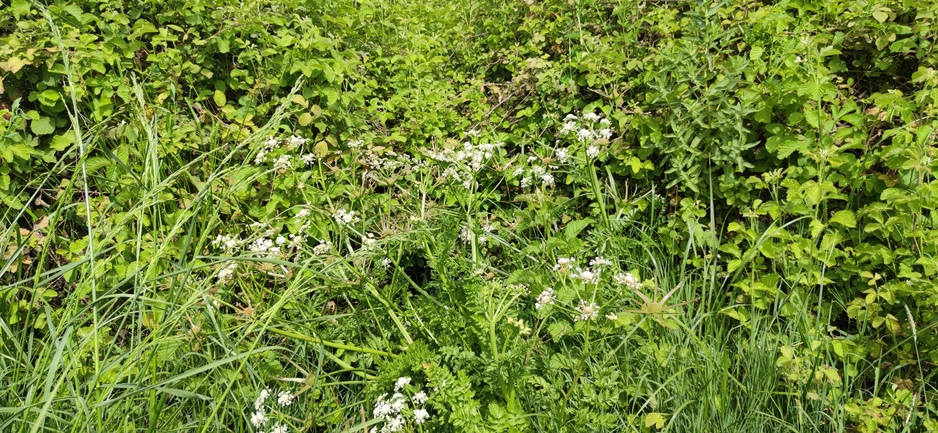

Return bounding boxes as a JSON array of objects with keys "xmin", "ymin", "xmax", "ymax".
[
  {"xmin": 213, "ymin": 90, "xmax": 226, "ymax": 107},
  {"xmin": 30, "ymin": 117, "xmax": 55, "ymax": 135},
  {"xmin": 749, "ymin": 46, "xmax": 764, "ymax": 61},
  {"xmin": 50, "ymin": 133, "xmax": 74, "ymax": 151},
  {"xmin": 298, "ymin": 112, "xmax": 313, "ymax": 126},
  {"xmin": 830, "ymin": 210, "xmax": 857, "ymax": 228},
  {"xmin": 872, "ymin": 10, "xmax": 889, "ymax": 23},
  {"xmin": 7, "ymin": 143, "xmax": 31, "ymax": 161},
  {"xmin": 810, "ymin": 219, "xmax": 826, "ymax": 238}
]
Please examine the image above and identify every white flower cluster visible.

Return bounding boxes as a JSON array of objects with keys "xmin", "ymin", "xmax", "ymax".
[
  {"xmin": 372, "ymin": 377, "xmax": 432, "ymax": 433},
  {"xmin": 559, "ymin": 113, "xmax": 612, "ymax": 143},
  {"xmin": 313, "ymin": 240, "xmax": 332, "ymax": 255},
  {"xmin": 255, "ymin": 135, "xmax": 309, "ymax": 168},
  {"xmin": 332, "ymin": 209, "xmax": 360, "ymax": 224},
  {"xmin": 212, "ymin": 234, "xmax": 242, "ymax": 253},
  {"xmin": 535, "ymin": 287, "xmax": 556, "ymax": 310},
  {"xmin": 513, "ymin": 155, "xmax": 557, "ymax": 189},
  {"xmin": 428, "ymin": 139, "xmax": 500, "ymax": 189},
  {"xmin": 248, "ymin": 237, "xmax": 281, "ymax": 258},
  {"xmin": 507, "ymin": 317, "xmax": 532, "ymax": 335},
  {"xmin": 589, "ymin": 256, "xmax": 613, "ymax": 267},
  {"xmin": 614, "ymin": 272, "xmax": 643, "ymax": 290},
  {"xmin": 361, "ymin": 148, "xmax": 426, "ymax": 180},
  {"xmin": 251, "ymin": 387, "xmax": 294, "ymax": 433},
  {"xmin": 569, "ymin": 268, "xmax": 600, "ymax": 285},
  {"xmin": 557, "ymin": 112, "xmax": 613, "ymax": 161},
  {"xmin": 552, "ymin": 257, "xmax": 575, "ymax": 272},
  {"xmin": 574, "ymin": 300, "xmax": 599, "ymax": 322},
  {"xmin": 217, "ymin": 261, "xmax": 238, "ymax": 285}
]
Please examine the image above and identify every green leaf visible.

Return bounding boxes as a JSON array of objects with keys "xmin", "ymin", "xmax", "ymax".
[
  {"xmin": 298, "ymin": 112, "xmax": 313, "ymax": 126},
  {"xmin": 749, "ymin": 46, "xmax": 764, "ymax": 61},
  {"xmin": 7, "ymin": 143, "xmax": 31, "ymax": 161},
  {"xmin": 830, "ymin": 210, "xmax": 857, "ymax": 228},
  {"xmin": 810, "ymin": 219, "xmax": 826, "ymax": 238},
  {"xmin": 30, "ymin": 117, "xmax": 55, "ymax": 135},
  {"xmin": 563, "ymin": 219, "xmax": 594, "ymax": 240},
  {"xmin": 50, "ymin": 133, "xmax": 74, "ymax": 151},
  {"xmin": 213, "ymin": 90, "xmax": 227, "ymax": 107},
  {"xmin": 872, "ymin": 10, "xmax": 889, "ymax": 23},
  {"xmin": 644, "ymin": 412, "xmax": 666, "ymax": 429}
]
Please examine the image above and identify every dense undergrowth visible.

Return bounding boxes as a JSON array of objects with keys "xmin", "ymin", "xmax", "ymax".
[{"xmin": 1, "ymin": 0, "xmax": 937, "ymax": 431}]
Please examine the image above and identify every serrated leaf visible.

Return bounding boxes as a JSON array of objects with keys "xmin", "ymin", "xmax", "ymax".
[
  {"xmin": 563, "ymin": 219, "xmax": 593, "ymax": 240},
  {"xmin": 50, "ymin": 133, "xmax": 74, "ymax": 151},
  {"xmin": 7, "ymin": 143, "xmax": 31, "ymax": 160},
  {"xmin": 298, "ymin": 112, "xmax": 313, "ymax": 126},
  {"xmin": 810, "ymin": 219, "xmax": 826, "ymax": 238},
  {"xmin": 749, "ymin": 46, "xmax": 764, "ymax": 61},
  {"xmin": 830, "ymin": 210, "xmax": 856, "ymax": 228},
  {"xmin": 30, "ymin": 117, "xmax": 55, "ymax": 135},
  {"xmin": 213, "ymin": 90, "xmax": 226, "ymax": 107}
]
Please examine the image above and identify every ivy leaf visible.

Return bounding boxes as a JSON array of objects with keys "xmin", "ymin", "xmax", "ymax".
[
  {"xmin": 30, "ymin": 117, "xmax": 56, "ymax": 135},
  {"xmin": 830, "ymin": 210, "xmax": 857, "ymax": 228}
]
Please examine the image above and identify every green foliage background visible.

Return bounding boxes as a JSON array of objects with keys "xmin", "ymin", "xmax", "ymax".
[{"xmin": 1, "ymin": 0, "xmax": 937, "ymax": 431}]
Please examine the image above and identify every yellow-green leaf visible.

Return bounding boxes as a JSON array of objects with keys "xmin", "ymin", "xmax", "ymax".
[
  {"xmin": 809, "ymin": 219, "xmax": 826, "ymax": 238},
  {"xmin": 830, "ymin": 210, "xmax": 857, "ymax": 228},
  {"xmin": 314, "ymin": 140, "xmax": 329, "ymax": 157},
  {"xmin": 298, "ymin": 112, "xmax": 313, "ymax": 126},
  {"xmin": 4, "ymin": 57, "xmax": 27, "ymax": 74},
  {"xmin": 291, "ymin": 94, "xmax": 308, "ymax": 108},
  {"xmin": 644, "ymin": 412, "xmax": 666, "ymax": 429},
  {"xmin": 213, "ymin": 90, "xmax": 226, "ymax": 107},
  {"xmin": 30, "ymin": 116, "xmax": 55, "ymax": 135},
  {"xmin": 311, "ymin": 104, "xmax": 323, "ymax": 118}
]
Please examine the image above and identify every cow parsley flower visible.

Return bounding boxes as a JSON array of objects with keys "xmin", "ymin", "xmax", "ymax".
[
  {"xmin": 570, "ymin": 268, "xmax": 600, "ymax": 284},
  {"xmin": 413, "ymin": 409, "xmax": 430, "ymax": 424},
  {"xmin": 586, "ymin": 145, "xmax": 600, "ymax": 159},
  {"xmin": 555, "ymin": 147, "xmax": 569, "ymax": 163},
  {"xmin": 615, "ymin": 272, "xmax": 643, "ymax": 290},
  {"xmin": 412, "ymin": 391, "xmax": 428, "ymax": 405},
  {"xmin": 535, "ymin": 288, "xmax": 555, "ymax": 310},
  {"xmin": 277, "ymin": 390, "xmax": 294, "ymax": 407},
  {"xmin": 394, "ymin": 377, "xmax": 411, "ymax": 391},
  {"xmin": 553, "ymin": 257, "xmax": 575, "ymax": 272},
  {"xmin": 313, "ymin": 240, "xmax": 331, "ymax": 255},
  {"xmin": 589, "ymin": 257, "xmax": 612, "ymax": 267},
  {"xmin": 270, "ymin": 424, "xmax": 288, "ymax": 433},
  {"xmin": 333, "ymin": 209, "xmax": 359, "ymax": 224},
  {"xmin": 250, "ymin": 409, "xmax": 268, "ymax": 427},
  {"xmin": 574, "ymin": 300, "xmax": 599, "ymax": 322}
]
